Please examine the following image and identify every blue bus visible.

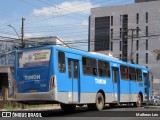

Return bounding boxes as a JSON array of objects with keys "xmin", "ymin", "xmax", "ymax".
[{"xmin": 14, "ymin": 45, "xmax": 150, "ymax": 111}]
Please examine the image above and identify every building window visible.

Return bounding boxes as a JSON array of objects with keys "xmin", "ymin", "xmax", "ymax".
[
  {"xmin": 136, "ymin": 27, "xmax": 139, "ymax": 37},
  {"xmin": 120, "ymin": 41, "xmax": 122, "ymax": 51},
  {"xmin": 120, "ymin": 15, "xmax": 122, "ymax": 26},
  {"xmin": 146, "ymin": 39, "xmax": 148, "ymax": 50},
  {"xmin": 146, "ymin": 26, "xmax": 148, "ymax": 36},
  {"xmin": 136, "ymin": 40, "xmax": 139, "ymax": 51},
  {"xmin": 136, "ymin": 13, "xmax": 139, "ymax": 24},
  {"xmin": 111, "ymin": 41, "xmax": 113, "ymax": 51},
  {"xmin": 95, "ymin": 16, "xmax": 110, "ymax": 51},
  {"xmin": 136, "ymin": 53, "xmax": 139, "ymax": 64},
  {"xmin": 146, "ymin": 53, "xmax": 148, "ymax": 64},
  {"xmin": 120, "ymin": 28, "xmax": 122, "ymax": 38},
  {"xmin": 111, "ymin": 29, "xmax": 113, "ymax": 39},
  {"xmin": 119, "ymin": 54, "xmax": 122, "ymax": 60},
  {"xmin": 146, "ymin": 12, "xmax": 148, "ymax": 23},
  {"xmin": 111, "ymin": 16, "xmax": 113, "ymax": 26},
  {"xmin": 122, "ymin": 14, "xmax": 128, "ymax": 62}
]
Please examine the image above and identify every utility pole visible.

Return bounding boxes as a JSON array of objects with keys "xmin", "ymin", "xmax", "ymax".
[
  {"xmin": 21, "ymin": 17, "xmax": 25, "ymax": 48},
  {"xmin": 7, "ymin": 25, "xmax": 21, "ymax": 39},
  {"xmin": 128, "ymin": 28, "xmax": 141, "ymax": 63}
]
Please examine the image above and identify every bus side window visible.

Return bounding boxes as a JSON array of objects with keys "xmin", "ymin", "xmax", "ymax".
[
  {"xmin": 120, "ymin": 65, "xmax": 129, "ymax": 80},
  {"xmin": 58, "ymin": 51, "xmax": 66, "ymax": 72},
  {"xmin": 74, "ymin": 61, "xmax": 79, "ymax": 79},
  {"xmin": 129, "ymin": 67, "xmax": 136, "ymax": 81},
  {"xmin": 144, "ymin": 73, "xmax": 149, "ymax": 86},
  {"xmin": 93, "ymin": 68, "xmax": 97, "ymax": 75},
  {"xmin": 98, "ymin": 60, "xmax": 110, "ymax": 78},
  {"xmin": 136, "ymin": 69, "xmax": 142, "ymax": 82},
  {"xmin": 82, "ymin": 57, "xmax": 97, "ymax": 76},
  {"xmin": 68, "ymin": 59, "xmax": 71, "ymax": 78}
]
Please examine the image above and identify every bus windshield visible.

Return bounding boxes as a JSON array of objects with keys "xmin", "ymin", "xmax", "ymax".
[{"xmin": 18, "ymin": 49, "xmax": 51, "ymax": 68}]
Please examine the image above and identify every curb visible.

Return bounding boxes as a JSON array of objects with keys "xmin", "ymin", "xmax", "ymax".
[
  {"xmin": 144, "ymin": 106, "xmax": 160, "ymax": 109},
  {"xmin": 0, "ymin": 106, "xmax": 61, "ymax": 111}
]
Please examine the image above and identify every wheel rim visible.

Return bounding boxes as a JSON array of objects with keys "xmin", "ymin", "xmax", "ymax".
[
  {"xmin": 96, "ymin": 95, "xmax": 104, "ymax": 110},
  {"xmin": 98, "ymin": 97, "xmax": 103, "ymax": 106}
]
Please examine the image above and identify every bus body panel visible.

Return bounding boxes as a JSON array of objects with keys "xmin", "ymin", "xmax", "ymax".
[
  {"xmin": 17, "ymin": 66, "xmax": 50, "ymax": 93},
  {"xmin": 14, "ymin": 45, "xmax": 150, "ymax": 105}
]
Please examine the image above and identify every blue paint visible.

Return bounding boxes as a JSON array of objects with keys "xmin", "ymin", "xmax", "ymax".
[{"xmin": 14, "ymin": 45, "xmax": 150, "ymax": 103}]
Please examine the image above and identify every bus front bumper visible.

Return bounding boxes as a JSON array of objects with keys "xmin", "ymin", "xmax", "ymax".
[{"xmin": 14, "ymin": 89, "xmax": 57, "ymax": 103}]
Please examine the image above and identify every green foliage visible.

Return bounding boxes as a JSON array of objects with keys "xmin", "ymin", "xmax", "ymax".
[
  {"xmin": 4, "ymin": 101, "xmax": 14, "ymax": 111},
  {"xmin": 156, "ymin": 53, "xmax": 160, "ymax": 61},
  {"xmin": 0, "ymin": 101, "xmax": 22, "ymax": 110}
]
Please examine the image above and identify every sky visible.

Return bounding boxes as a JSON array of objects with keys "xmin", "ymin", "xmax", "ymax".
[{"xmin": 0, "ymin": 0, "xmax": 134, "ymax": 50}]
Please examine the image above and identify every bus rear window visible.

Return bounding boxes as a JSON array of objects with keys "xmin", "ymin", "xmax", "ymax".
[{"xmin": 18, "ymin": 49, "xmax": 51, "ymax": 68}]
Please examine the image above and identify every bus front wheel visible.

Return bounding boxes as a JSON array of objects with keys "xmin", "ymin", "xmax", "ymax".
[
  {"xmin": 133, "ymin": 94, "xmax": 142, "ymax": 107},
  {"xmin": 60, "ymin": 103, "xmax": 76, "ymax": 112}
]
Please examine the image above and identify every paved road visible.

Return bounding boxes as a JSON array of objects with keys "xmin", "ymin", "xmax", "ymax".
[{"xmin": 1, "ymin": 105, "xmax": 160, "ymax": 120}]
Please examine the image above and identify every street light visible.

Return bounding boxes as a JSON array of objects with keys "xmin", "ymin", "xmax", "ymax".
[{"xmin": 7, "ymin": 25, "xmax": 21, "ymax": 39}]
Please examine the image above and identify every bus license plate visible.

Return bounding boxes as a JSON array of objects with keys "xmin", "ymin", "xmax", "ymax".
[{"xmin": 30, "ymin": 89, "xmax": 37, "ymax": 93}]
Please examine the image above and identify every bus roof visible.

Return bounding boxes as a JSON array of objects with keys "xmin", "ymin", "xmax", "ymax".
[{"xmin": 17, "ymin": 45, "xmax": 148, "ymax": 70}]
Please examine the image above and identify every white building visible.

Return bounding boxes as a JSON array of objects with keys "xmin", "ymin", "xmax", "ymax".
[{"xmin": 89, "ymin": 0, "xmax": 160, "ymax": 95}]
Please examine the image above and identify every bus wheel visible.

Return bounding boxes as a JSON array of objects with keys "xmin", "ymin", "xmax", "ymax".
[
  {"xmin": 95, "ymin": 92, "xmax": 104, "ymax": 111},
  {"xmin": 60, "ymin": 103, "xmax": 76, "ymax": 112},
  {"xmin": 134, "ymin": 94, "xmax": 142, "ymax": 107}
]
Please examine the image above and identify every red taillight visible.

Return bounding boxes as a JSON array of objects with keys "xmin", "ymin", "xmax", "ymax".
[{"xmin": 50, "ymin": 76, "xmax": 56, "ymax": 90}]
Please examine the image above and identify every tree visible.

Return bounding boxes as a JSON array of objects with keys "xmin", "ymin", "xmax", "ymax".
[{"xmin": 152, "ymin": 49, "xmax": 160, "ymax": 61}]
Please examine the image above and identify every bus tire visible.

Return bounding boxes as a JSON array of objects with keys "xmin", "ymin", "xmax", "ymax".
[
  {"xmin": 60, "ymin": 103, "xmax": 76, "ymax": 112},
  {"xmin": 133, "ymin": 94, "xmax": 142, "ymax": 107},
  {"xmin": 95, "ymin": 92, "xmax": 105, "ymax": 111}
]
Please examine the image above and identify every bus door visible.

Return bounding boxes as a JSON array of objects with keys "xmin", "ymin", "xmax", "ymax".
[
  {"xmin": 143, "ymin": 72, "xmax": 150, "ymax": 100},
  {"xmin": 68, "ymin": 58, "xmax": 80, "ymax": 103},
  {"xmin": 112, "ymin": 67, "xmax": 120, "ymax": 103}
]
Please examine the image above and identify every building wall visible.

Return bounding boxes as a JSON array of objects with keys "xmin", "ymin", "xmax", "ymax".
[
  {"xmin": 0, "ymin": 67, "xmax": 14, "ymax": 100},
  {"xmin": 0, "ymin": 36, "xmax": 63, "ymax": 99},
  {"xmin": 90, "ymin": 1, "xmax": 160, "ymax": 81},
  {"xmin": 135, "ymin": 0, "xmax": 160, "ymax": 3},
  {"xmin": 0, "ymin": 42, "xmax": 16, "ymax": 66}
]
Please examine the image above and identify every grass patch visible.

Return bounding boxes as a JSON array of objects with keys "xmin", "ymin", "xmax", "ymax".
[
  {"xmin": 0, "ymin": 102, "xmax": 60, "ymax": 111},
  {"xmin": 145, "ymin": 106, "xmax": 160, "ymax": 109},
  {"xmin": 1, "ymin": 101, "xmax": 22, "ymax": 111},
  {"xmin": 26, "ymin": 104, "xmax": 59, "ymax": 110}
]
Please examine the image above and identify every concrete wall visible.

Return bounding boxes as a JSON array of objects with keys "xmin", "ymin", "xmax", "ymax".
[{"xmin": 0, "ymin": 42, "xmax": 16, "ymax": 66}]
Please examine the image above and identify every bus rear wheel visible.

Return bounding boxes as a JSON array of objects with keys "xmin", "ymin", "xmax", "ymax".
[
  {"xmin": 96, "ymin": 93, "xmax": 104, "ymax": 111},
  {"xmin": 60, "ymin": 103, "xmax": 76, "ymax": 112},
  {"xmin": 88, "ymin": 92, "xmax": 104, "ymax": 111},
  {"xmin": 133, "ymin": 94, "xmax": 142, "ymax": 107}
]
